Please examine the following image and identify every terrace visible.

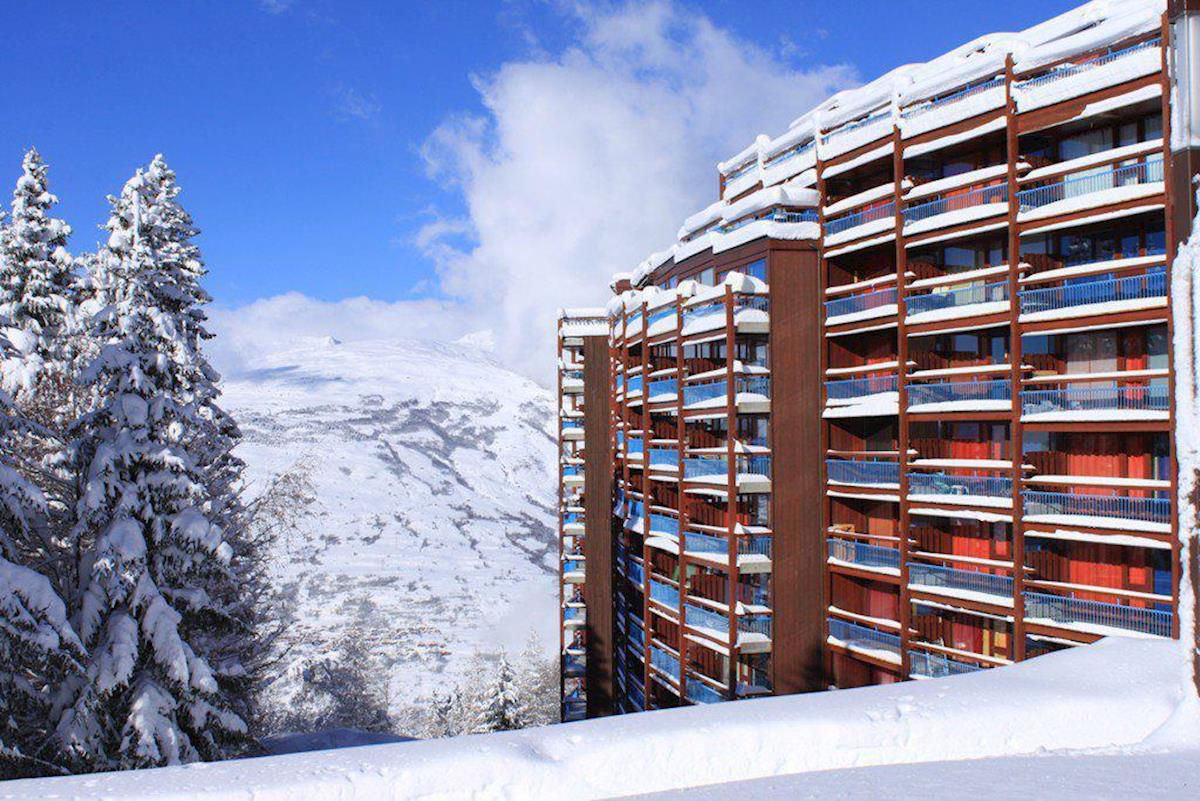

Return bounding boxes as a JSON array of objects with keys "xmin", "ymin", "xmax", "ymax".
[
  {"xmin": 908, "ymin": 562, "xmax": 1014, "ymax": 603},
  {"xmin": 1020, "ymin": 383, "xmax": 1169, "ymax": 421},
  {"xmin": 907, "ymin": 472, "xmax": 1012, "ymax": 506},
  {"xmin": 1017, "ymin": 269, "xmax": 1167, "ymax": 321},
  {"xmin": 901, "ymin": 182, "xmax": 1008, "ymax": 235},
  {"xmin": 1015, "ymin": 158, "xmax": 1164, "ymax": 221},
  {"xmin": 826, "ymin": 459, "xmax": 900, "ymax": 488},
  {"xmin": 824, "ymin": 287, "xmax": 899, "ymax": 325},
  {"xmin": 1022, "ymin": 489, "xmax": 1170, "ymax": 532},
  {"xmin": 827, "ymin": 618, "xmax": 902, "ymax": 661},
  {"xmin": 1023, "ymin": 590, "xmax": 1172, "ymax": 638},
  {"xmin": 905, "ymin": 281, "xmax": 1009, "ymax": 323},
  {"xmin": 906, "ymin": 379, "xmax": 1012, "ymax": 412},
  {"xmin": 826, "ymin": 538, "xmax": 901, "ymax": 572}
]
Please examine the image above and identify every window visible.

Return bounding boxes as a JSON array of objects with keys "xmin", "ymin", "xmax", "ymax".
[
  {"xmin": 742, "ymin": 258, "xmax": 767, "ymax": 282},
  {"xmin": 700, "ymin": 267, "xmax": 716, "ymax": 286}
]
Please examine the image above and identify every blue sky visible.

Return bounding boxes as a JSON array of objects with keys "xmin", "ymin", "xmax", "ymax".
[{"xmin": 1, "ymin": 0, "xmax": 1092, "ymax": 380}]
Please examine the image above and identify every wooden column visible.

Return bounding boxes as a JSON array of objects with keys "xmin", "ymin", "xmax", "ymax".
[
  {"xmin": 893, "ymin": 123, "xmax": 912, "ymax": 679},
  {"xmin": 724, "ymin": 285, "xmax": 739, "ymax": 696},
  {"xmin": 582, "ymin": 333, "xmax": 614, "ymax": 717}
]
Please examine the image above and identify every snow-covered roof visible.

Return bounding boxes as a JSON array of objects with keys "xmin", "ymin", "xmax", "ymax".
[{"xmin": 723, "ymin": 0, "xmax": 1163, "ymax": 172}]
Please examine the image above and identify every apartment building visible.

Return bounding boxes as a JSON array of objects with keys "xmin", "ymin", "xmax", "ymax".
[{"xmin": 560, "ymin": 0, "xmax": 1200, "ymax": 718}]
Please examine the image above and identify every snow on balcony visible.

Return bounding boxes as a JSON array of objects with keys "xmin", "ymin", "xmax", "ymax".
[
  {"xmin": 823, "ymin": 201, "xmax": 896, "ymax": 247},
  {"xmin": 824, "ymin": 287, "xmax": 898, "ymax": 327},
  {"xmin": 904, "ymin": 280, "xmax": 1009, "ymax": 326},
  {"xmin": 827, "ymin": 617, "xmax": 901, "ymax": 664},
  {"xmin": 901, "ymin": 182, "xmax": 1008, "ymax": 236},
  {"xmin": 908, "ymin": 562, "xmax": 1015, "ymax": 606},
  {"xmin": 906, "ymin": 378, "xmax": 1012, "ymax": 414},
  {"xmin": 1017, "ymin": 268, "xmax": 1167, "ymax": 323},
  {"xmin": 1020, "ymin": 383, "xmax": 1169, "ymax": 422},
  {"xmin": 820, "ymin": 108, "xmax": 894, "ymax": 161},
  {"xmin": 1013, "ymin": 37, "xmax": 1162, "ymax": 113},
  {"xmin": 826, "ymin": 459, "xmax": 900, "ymax": 489},
  {"xmin": 1022, "ymin": 490, "xmax": 1170, "ymax": 534},
  {"xmin": 906, "ymin": 472, "xmax": 1013, "ymax": 509},
  {"xmin": 827, "ymin": 538, "xmax": 901, "ymax": 576},
  {"xmin": 1023, "ymin": 590, "xmax": 1172, "ymax": 639},
  {"xmin": 899, "ymin": 76, "xmax": 1006, "ymax": 139},
  {"xmin": 1016, "ymin": 157, "xmax": 1163, "ymax": 223}
]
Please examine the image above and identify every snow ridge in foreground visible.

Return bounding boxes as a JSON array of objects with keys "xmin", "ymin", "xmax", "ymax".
[{"xmin": 5, "ymin": 638, "xmax": 1194, "ymax": 800}]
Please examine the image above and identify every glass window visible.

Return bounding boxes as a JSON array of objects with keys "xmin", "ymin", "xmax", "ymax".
[
  {"xmin": 1147, "ymin": 325, "xmax": 1168, "ymax": 370},
  {"xmin": 700, "ymin": 267, "xmax": 715, "ymax": 286},
  {"xmin": 742, "ymin": 258, "xmax": 767, "ymax": 282},
  {"xmin": 1144, "ymin": 113, "xmax": 1163, "ymax": 141},
  {"xmin": 1147, "ymin": 223, "xmax": 1166, "ymax": 255},
  {"xmin": 1059, "ymin": 128, "xmax": 1112, "ymax": 160},
  {"xmin": 1118, "ymin": 122, "xmax": 1138, "ymax": 148}
]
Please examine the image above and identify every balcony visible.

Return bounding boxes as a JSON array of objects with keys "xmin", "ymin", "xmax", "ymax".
[
  {"xmin": 1022, "ymin": 490, "xmax": 1170, "ymax": 531},
  {"xmin": 1023, "ymin": 590, "xmax": 1172, "ymax": 638},
  {"xmin": 901, "ymin": 182, "xmax": 1008, "ymax": 234},
  {"xmin": 1020, "ymin": 384, "xmax": 1169, "ymax": 421},
  {"xmin": 687, "ymin": 677, "xmax": 725, "ymax": 704},
  {"xmin": 825, "ymin": 374, "xmax": 898, "ymax": 402},
  {"xmin": 900, "ymin": 76, "xmax": 1005, "ymax": 134},
  {"xmin": 1017, "ymin": 269, "xmax": 1167, "ymax": 320},
  {"xmin": 683, "ymin": 376, "xmax": 771, "ymax": 410},
  {"xmin": 906, "ymin": 378, "xmax": 1011, "ymax": 412},
  {"xmin": 682, "ymin": 530, "xmax": 773, "ymax": 560},
  {"xmin": 908, "ymin": 650, "xmax": 987, "ymax": 679},
  {"xmin": 908, "ymin": 562, "xmax": 1014, "ymax": 601},
  {"xmin": 563, "ymin": 654, "xmax": 586, "ymax": 677},
  {"xmin": 563, "ymin": 606, "xmax": 586, "ymax": 624},
  {"xmin": 1013, "ymin": 37, "xmax": 1162, "ymax": 111},
  {"xmin": 683, "ymin": 456, "xmax": 771, "ymax": 481},
  {"xmin": 646, "ymin": 305, "xmax": 676, "ymax": 332},
  {"xmin": 826, "ymin": 538, "xmax": 901, "ymax": 571},
  {"xmin": 681, "ymin": 295, "xmax": 769, "ymax": 337},
  {"xmin": 685, "ymin": 603, "xmax": 728, "ymax": 633},
  {"xmin": 650, "ymin": 645, "xmax": 680, "ymax": 678},
  {"xmin": 907, "ymin": 472, "xmax": 1012, "ymax": 506},
  {"xmin": 649, "ymin": 579, "xmax": 680, "ymax": 608},
  {"xmin": 646, "ymin": 378, "xmax": 679, "ymax": 402},
  {"xmin": 738, "ymin": 614, "xmax": 772, "ymax": 639},
  {"xmin": 905, "ymin": 281, "xmax": 1009, "ymax": 322},
  {"xmin": 1016, "ymin": 158, "xmax": 1164, "ymax": 220},
  {"xmin": 648, "ymin": 513, "xmax": 680, "ymax": 538},
  {"xmin": 648, "ymin": 448, "xmax": 678, "ymax": 469},
  {"xmin": 720, "ymin": 208, "xmax": 820, "ymax": 234},
  {"xmin": 626, "ymin": 375, "xmax": 644, "ymax": 396},
  {"xmin": 824, "ymin": 201, "xmax": 896, "ymax": 241},
  {"xmin": 826, "ymin": 459, "xmax": 900, "ymax": 488},
  {"xmin": 827, "ymin": 618, "xmax": 902, "ymax": 660},
  {"xmin": 824, "ymin": 287, "xmax": 898, "ymax": 325}
]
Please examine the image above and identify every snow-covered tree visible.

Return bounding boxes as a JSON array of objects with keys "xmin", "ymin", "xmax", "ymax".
[
  {"xmin": 0, "ymin": 148, "xmax": 78, "ymax": 410},
  {"xmin": 479, "ymin": 651, "xmax": 524, "ymax": 732},
  {"xmin": 515, "ymin": 631, "xmax": 558, "ymax": 727},
  {"xmin": 53, "ymin": 156, "xmax": 254, "ymax": 770},
  {"xmin": 0, "ymin": 333, "xmax": 82, "ymax": 778},
  {"xmin": 274, "ymin": 625, "xmax": 392, "ymax": 736}
]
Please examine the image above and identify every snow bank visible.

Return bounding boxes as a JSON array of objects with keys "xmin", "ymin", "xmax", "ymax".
[{"xmin": 6, "ymin": 638, "xmax": 1188, "ymax": 800}]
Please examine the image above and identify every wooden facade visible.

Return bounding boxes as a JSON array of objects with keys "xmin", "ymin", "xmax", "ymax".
[{"xmin": 561, "ymin": 5, "xmax": 1195, "ymax": 719}]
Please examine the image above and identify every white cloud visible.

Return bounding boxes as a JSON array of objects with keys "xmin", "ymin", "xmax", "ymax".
[
  {"xmin": 257, "ymin": 0, "xmax": 293, "ymax": 14},
  {"xmin": 206, "ymin": 292, "xmax": 479, "ymax": 378},
  {"xmin": 334, "ymin": 84, "xmax": 381, "ymax": 122},
  {"xmin": 417, "ymin": 1, "xmax": 858, "ymax": 380}
]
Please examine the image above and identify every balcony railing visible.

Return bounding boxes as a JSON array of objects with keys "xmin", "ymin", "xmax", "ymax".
[
  {"xmin": 562, "ymin": 419, "xmax": 583, "ymax": 430},
  {"xmin": 720, "ymin": 208, "xmax": 820, "ymax": 234},
  {"xmin": 686, "ymin": 603, "xmax": 728, "ymax": 632},
  {"xmin": 647, "ymin": 306, "xmax": 676, "ymax": 327},
  {"xmin": 682, "ymin": 531, "xmax": 770, "ymax": 558},
  {"xmin": 626, "ymin": 375, "xmax": 644, "ymax": 395},
  {"xmin": 683, "ymin": 375, "xmax": 771, "ymax": 407},
  {"xmin": 905, "ymin": 281, "xmax": 1009, "ymax": 316},
  {"xmin": 650, "ymin": 645, "xmax": 680, "ymax": 677},
  {"xmin": 647, "ymin": 378, "xmax": 678, "ymax": 399},
  {"xmin": 902, "ymin": 182, "xmax": 1008, "ymax": 225},
  {"xmin": 827, "ymin": 538, "xmax": 901, "ymax": 570},
  {"xmin": 648, "ymin": 513, "xmax": 680, "ymax": 537},
  {"xmin": 562, "ymin": 465, "xmax": 582, "ymax": 477},
  {"xmin": 826, "ymin": 459, "xmax": 900, "ymax": 486},
  {"xmin": 1020, "ymin": 384, "xmax": 1169, "ymax": 416},
  {"xmin": 562, "ymin": 512, "xmax": 581, "ymax": 526},
  {"xmin": 1017, "ymin": 269, "xmax": 1167, "ymax": 315},
  {"xmin": 562, "ymin": 369, "xmax": 584, "ymax": 381},
  {"xmin": 901, "ymin": 75, "xmax": 1004, "ymax": 120},
  {"xmin": 908, "ymin": 650, "xmax": 986, "ymax": 679},
  {"xmin": 564, "ymin": 559, "xmax": 586, "ymax": 574},
  {"xmin": 627, "ymin": 620, "xmax": 645, "ymax": 649},
  {"xmin": 825, "ymin": 374, "xmax": 898, "ymax": 401},
  {"xmin": 908, "ymin": 562, "xmax": 1014, "ymax": 598},
  {"xmin": 1023, "ymin": 590, "xmax": 1172, "ymax": 638},
  {"xmin": 627, "ymin": 310, "xmax": 643, "ymax": 330},
  {"xmin": 626, "ymin": 439, "xmax": 644, "ymax": 456},
  {"xmin": 563, "ymin": 655, "xmax": 586, "ymax": 676},
  {"xmin": 822, "ymin": 109, "xmax": 891, "ymax": 147},
  {"xmin": 907, "ymin": 472, "xmax": 1012, "ymax": 499},
  {"xmin": 650, "ymin": 579, "xmax": 680, "ymax": 607},
  {"xmin": 1013, "ymin": 37, "xmax": 1162, "ymax": 93},
  {"xmin": 1016, "ymin": 157, "xmax": 1163, "ymax": 212},
  {"xmin": 1022, "ymin": 490, "xmax": 1171, "ymax": 525},
  {"xmin": 687, "ymin": 678, "xmax": 725, "ymax": 704},
  {"xmin": 827, "ymin": 618, "xmax": 901, "ymax": 657},
  {"xmin": 825, "ymin": 201, "xmax": 896, "ymax": 236},
  {"xmin": 648, "ymin": 448, "xmax": 678, "ymax": 466},
  {"xmin": 626, "ymin": 560, "xmax": 644, "ymax": 585},
  {"xmin": 738, "ymin": 614, "xmax": 772, "ymax": 638},
  {"xmin": 681, "ymin": 294, "xmax": 769, "ymax": 330},
  {"xmin": 764, "ymin": 139, "xmax": 815, "ymax": 168},
  {"xmin": 683, "ymin": 456, "xmax": 772, "ymax": 480},
  {"xmin": 563, "ymin": 606, "xmax": 585, "ymax": 622},
  {"xmin": 824, "ymin": 287, "xmax": 897, "ymax": 320},
  {"xmin": 907, "ymin": 378, "xmax": 1011, "ymax": 407}
]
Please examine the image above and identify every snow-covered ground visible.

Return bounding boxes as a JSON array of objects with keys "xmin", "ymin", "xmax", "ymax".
[
  {"xmin": 218, "ymin": 337, "xmax": 559, "ymax": 717},
  {"xmin": 5, "ymin": 637, "xmax": 1195, "ymax": 799}
]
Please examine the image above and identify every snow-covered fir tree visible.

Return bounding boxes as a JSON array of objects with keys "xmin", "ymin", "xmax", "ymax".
[
  {"xmin": 53, "ymin": 155, "xmax": 256, "ymax": 770},
  {"xmin": 0, "ymin": 332, "xmax": 81, "ymax": 778},
  {"xmin": 0, "ymin": 148, "xmax": 78, "ymax": 411},
  {"xmin": 479, "ymin": 651, "xmax": 524, "ymax": 732}
]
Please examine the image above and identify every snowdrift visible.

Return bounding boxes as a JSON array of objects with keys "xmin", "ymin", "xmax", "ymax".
[{"xmin": 2, "ymin": 637, "xmax": 1191, "ymax": 800}]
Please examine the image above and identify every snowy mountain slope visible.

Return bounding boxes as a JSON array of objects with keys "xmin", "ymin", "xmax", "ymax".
[{"xmin": 217, "ymin": 337, "xmax": 559, "ymax": 716}]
